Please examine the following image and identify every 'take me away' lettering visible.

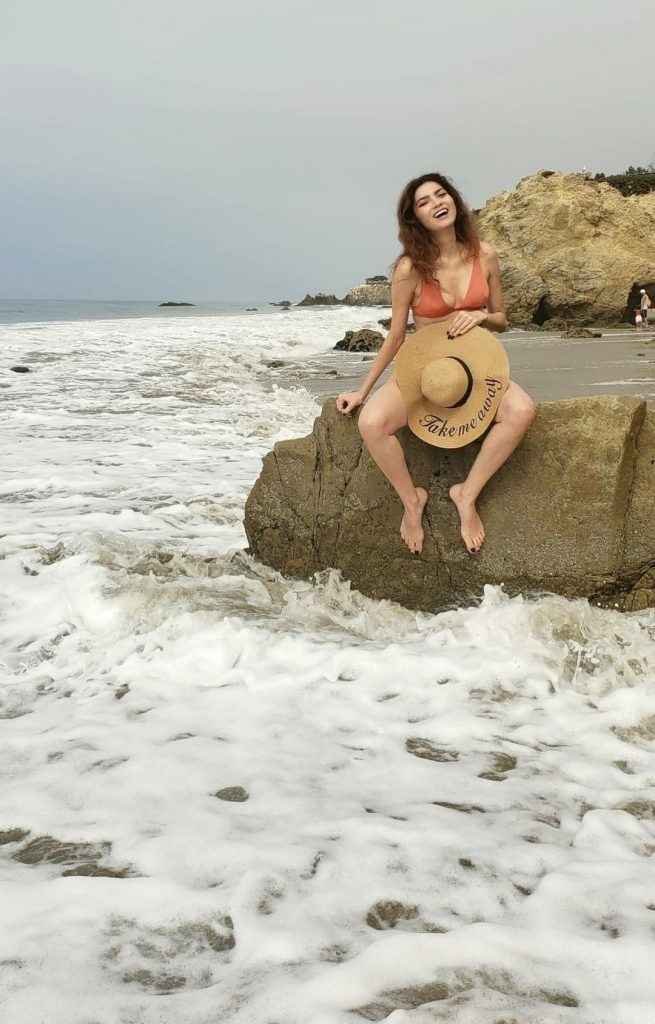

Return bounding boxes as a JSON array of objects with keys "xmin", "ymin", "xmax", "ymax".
[{"xmin": 419, "ymin": 378, "xmax": 503, "ymax": 438}]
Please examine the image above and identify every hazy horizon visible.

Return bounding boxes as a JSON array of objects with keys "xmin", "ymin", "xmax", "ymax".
[{"xmin": 3, "ymin": 0, "xmax": 653, "ymax": 302}]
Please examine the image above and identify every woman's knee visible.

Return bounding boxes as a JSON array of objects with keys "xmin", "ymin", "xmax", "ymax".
[
  {"xmin": 358, "ymin": 408, "xmax": 388, "ymax": 441},
  {"xmin": 358, "ymin": 381, "xmax": 408, "ymax": 442},
  {"xmin": 518, "ymin": 395, "xmax": 538, "ymax": 427},
  {"xmin": 502, "ymin": 388, "xmax": 537, "ymax": 430}
]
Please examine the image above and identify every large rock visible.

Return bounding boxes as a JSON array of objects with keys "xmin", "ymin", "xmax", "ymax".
[
  {"xmin": 343, "ymin": 279, "xmax": 391, "ymax": 306},
  {"xmin": 244, "ymin": 395, "xmax": 655, "ymax": 612},
  {"xmin": 478, "ymin": 171, "xmax": 655, "ymax": 325}
]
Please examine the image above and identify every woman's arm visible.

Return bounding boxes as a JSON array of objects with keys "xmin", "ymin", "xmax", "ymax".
[
  {"xmin": 358, "ymin": 260, "xmax": 415, "ymax": 397},
  {"xmin": 336, "ymin": 259, "xmax": 416, "ymax": 413},
  {"xmin": 479, "ymin": 245, "xmax": 508, "ymax": 332}
]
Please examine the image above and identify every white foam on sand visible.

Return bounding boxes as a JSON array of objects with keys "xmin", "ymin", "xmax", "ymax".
[{"xmin": 1, "ymin": 309, "xmax": 655, "ymax": 1023}]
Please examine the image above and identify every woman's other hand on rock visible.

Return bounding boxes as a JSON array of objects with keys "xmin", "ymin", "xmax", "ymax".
[
  {"xmin": 336, "ymin": 390, "xmax": 364, "ymax": 414},
  {"xmin": 447, "ymin": 309, "xmax": 486, "ymax": 338}
]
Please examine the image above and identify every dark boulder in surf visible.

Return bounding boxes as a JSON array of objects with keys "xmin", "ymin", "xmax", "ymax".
[{"xmin": 334, "ymin": 329, "xmax": 384, "ymax": 352}]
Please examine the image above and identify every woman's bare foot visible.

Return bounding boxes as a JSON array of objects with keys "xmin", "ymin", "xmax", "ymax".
[
  {"xmin": 449, "ymin": 483, "xmax": 485, "ymax": 554},
  {"xmin": 400, "ymin": 487, "xmax": 428, "ymax": 554}
]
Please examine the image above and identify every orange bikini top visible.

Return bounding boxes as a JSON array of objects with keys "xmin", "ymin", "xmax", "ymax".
[{"xmin": 412, "ymin": 254, "xmax": 489, "ymax": 319}]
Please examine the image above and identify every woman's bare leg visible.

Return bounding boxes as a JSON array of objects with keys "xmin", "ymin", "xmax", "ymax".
[
  {"xmin": 358, "ymin": 379, "xmax": 428, "ymax": 554},
  {"xmin": 449, "ymin": 381, "xmax": 536, "ymax": 553}
]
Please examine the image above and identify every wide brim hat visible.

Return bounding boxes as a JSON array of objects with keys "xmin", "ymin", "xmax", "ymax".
[{"xmin": 394, "ymin": 322, "xmax": 510, "ymax": 449}]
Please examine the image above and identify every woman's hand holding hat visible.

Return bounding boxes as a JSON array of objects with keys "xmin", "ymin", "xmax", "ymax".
[
  {"xmin": 394, "ymin": 321, "xmax": 509, "ymax": 449},
  {"xmin": 446, "ymin": 309, "xmax": 486, "ymax": 339}
]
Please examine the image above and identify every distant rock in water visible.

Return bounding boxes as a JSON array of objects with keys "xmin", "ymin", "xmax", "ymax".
[
  {"xmin": 343, "ymin": 279, "xmax": 391, "ymax": 306},
  {"xmin": 270, "ymin": 300, "xmax": 292, "ymax": 308},
  {"xmin": 478, "ymin": 171, "xmax": 655, "ymax": 326},
  {"xmin": 296, "ymin": 293, "xmax": 342, "ymax": 306},
  {"xmin": 159, "ymin": 301, "xmax": 194, "ymax": 307},
  {"xmin": 245, "ymin": 395, "xmax": 655, "ymax": 613},
  {"xmin": 334, "ymin": 329, "xmax": 384, "ymax": 352},
  {"xmin": 245, "ymin": 307, "xmax": 258, "ymax": 311},
  {"xmin": 10, "ymin": 366, "xmax": 30, "ymax": 373}
]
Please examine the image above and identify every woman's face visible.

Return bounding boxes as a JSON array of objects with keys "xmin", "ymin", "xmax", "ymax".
[{"xmin": 413, "ymin": 181, "xmax": 457, "ymax": 232}]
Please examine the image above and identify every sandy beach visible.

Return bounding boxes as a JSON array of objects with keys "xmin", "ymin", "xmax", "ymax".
[{"xmin": 275, "ymin": 323, "xmax": 655, "ymax": 405}]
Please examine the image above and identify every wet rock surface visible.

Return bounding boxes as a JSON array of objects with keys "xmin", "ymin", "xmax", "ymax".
[
  {"xmin": 351, "ymin": 967, "xmax": 580, "ymax": 1020},
  {"xmin": 406, "ymin": 737, "xmax": 460, "ymax": 762},
  {"xmin": 0, "ymin": 828, "xmax": 30, "ymax": 845},
  {"xmin": 7, "ymin": 832, "xmax": 135, "ymax": 877},
  {"xmin": 12, "ymin": 835, "xmax": 112, "ymax": 865},
  {"xmin": 214, "ymin": 785, "xmax": 249, "ymax": 802},
  {"xmin": 103, "ymin": 913, "xmax": 235, "ymax": 993},
  {"xmin": 334, "ymin": 328, "xmax": 384, "ymax": 352},
  {"xmin": 365, "ymin": 899, "xmax": 419, "ymax": 929}
]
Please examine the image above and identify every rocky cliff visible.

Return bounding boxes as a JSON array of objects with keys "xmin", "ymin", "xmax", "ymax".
[
  {"xmin": 478, "ymin": 171, "xmax": 655, "ymax": 325},
  {"xmin": 244, "ymin": 395, "xmax": 655, "ymax": 613},
  {"xmin": 342, "ymin": 279, "xmax": 391, "ymax": 306}
]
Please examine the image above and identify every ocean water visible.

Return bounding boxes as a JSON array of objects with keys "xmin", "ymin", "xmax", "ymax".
[
  {"xmin": 0, "ymin": 299, "xmax": 270, "ymax": 326},
  {"xmin": 1, "ymin": 306, "xmax": 655, "ymax": 1024}
]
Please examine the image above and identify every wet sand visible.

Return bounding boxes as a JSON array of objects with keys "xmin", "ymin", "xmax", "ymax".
[{"xmin": 275, "ymin": 325, "xmax": 655, "ymax": 405}]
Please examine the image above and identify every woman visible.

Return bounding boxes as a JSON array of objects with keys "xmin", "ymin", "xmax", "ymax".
[{"xmin": 336, "ymin": 172, "xmax": 536, "ymax": 556}]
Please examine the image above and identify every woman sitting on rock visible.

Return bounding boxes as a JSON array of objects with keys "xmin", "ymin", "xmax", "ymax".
[{"xmin": 336, "ymin": 172, "xmax": 536, "ymax": 555}]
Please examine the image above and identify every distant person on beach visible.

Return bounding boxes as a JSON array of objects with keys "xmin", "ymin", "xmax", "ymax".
[
  {"xmin": 640, "ymin": 289, "xmax": 651, "ymax": 327},
  {"xmin": 336, "ymin": 172, "xmax": 536, "ymax": 556}
]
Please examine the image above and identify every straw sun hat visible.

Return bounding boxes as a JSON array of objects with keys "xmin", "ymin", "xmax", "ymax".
[{"xmin": 394, "ymin": 322, "xmax": 510, "ymax": 449}]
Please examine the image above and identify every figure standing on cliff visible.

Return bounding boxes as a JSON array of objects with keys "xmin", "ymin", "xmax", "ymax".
[
  {"xmin": 335, "ymin": 172, "xmax": 536, "ymax": 555},
  {"xmin": 640, "ymin": 288, "xmax": 651, "ymax": 328}
]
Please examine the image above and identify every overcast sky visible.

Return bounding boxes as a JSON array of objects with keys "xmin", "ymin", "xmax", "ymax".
[{"xmin": 2, "ymin": 0, "xmax": 652, "ymax": 302}]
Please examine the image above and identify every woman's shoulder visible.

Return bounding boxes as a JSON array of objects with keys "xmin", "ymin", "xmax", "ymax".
[
  {"xmin": 479, "ymin": 240, "xmax": 498, "ymax": 259},
  {"xmin": 392, "ymin": 256, "xmax": 419, "ymax": 282},
  {"xmin": 478, "ymin": 240, "xmax": 501, "ymax": 273}
]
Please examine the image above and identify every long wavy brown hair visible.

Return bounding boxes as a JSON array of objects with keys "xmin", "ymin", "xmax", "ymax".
[{"xmin": 393, "ymin": 172, "xmax": 480, "ymax": 282}]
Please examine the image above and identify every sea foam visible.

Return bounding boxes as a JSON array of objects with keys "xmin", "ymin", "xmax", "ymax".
[{"xmin": 1, "ymin": 308, "xmax": 654, "ymax": 1023}]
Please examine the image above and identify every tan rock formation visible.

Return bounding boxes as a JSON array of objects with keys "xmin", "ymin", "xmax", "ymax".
[
  {"xmin": 342, "ymin": 280, "xmax": 391, "ymax": 306},
  {"xmin": 478, "ymin": 171, "xmax": 655, "ymax": 325},
  {"xmin": 244, "ymin": 395, "xmax": 655, "ymax": 613}
]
